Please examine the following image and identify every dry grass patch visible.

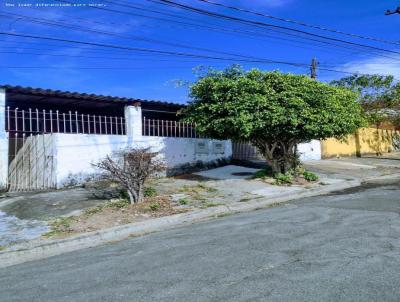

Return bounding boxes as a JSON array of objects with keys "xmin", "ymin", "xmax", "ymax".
[
  {"xmin": 179, "ymin": 184, "xmax": 218, "ymax": 194},
  {"xmin": 44, "ymin": 196, "xmax": 186, "ymax": 238}
]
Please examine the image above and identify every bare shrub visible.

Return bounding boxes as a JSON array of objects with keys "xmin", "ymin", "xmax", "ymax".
[{"xmin": 95, "ymin": 148, "xmax": 166, "ymax": 204}]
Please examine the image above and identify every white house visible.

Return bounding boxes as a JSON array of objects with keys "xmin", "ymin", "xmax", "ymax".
[
  {"xmin": 0, "ymin": 85, "xmax": 232, "ymax": 191},
  {"xmin": 0, "ymin": 85, "xmax": 321, "ymax": 192}
]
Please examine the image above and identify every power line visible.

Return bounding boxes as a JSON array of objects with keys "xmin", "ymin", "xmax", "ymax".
[
  {"xmin": 57, "ymin": 0, "xmax": 330, "ymax": 49},
  {"xmin": 5, "ymin": 45, "xmax": 385, "ymax": 77},
  {"xmin": 10, "ymin": 7, "xmax": 368, "ymax": 64},
  {"xmin": 1, "ymin": 3, "xmax": 396, "ymax": 79},
  {"xmin": 0, "ymin": 11, "xmax": 274, "ymax": 62},
  {"xmin": 0, "ymin": 31, "xmax": 317, "ymax": 68},
  {"xmin": 0, "ymin": 49, "xmax": 266, "ymax": 64},
  {"xmin": 0, "ymin": 65, "xmax": 231, "ymax": 70},
  {"xmin": 196, "ymin": 0, "xmax": 400, "ymax": 46},
  {"xmin": 0, "ymin": 64, "xmax": 393, "ymax": 80},
  {"xmin": 3, "ymin": 0, "xmax": 394, "ymax": 69},
  {"xmin": 0, "ymin": 31, "xmax": 277, "ymax": 63},
  {"xmin": 3, "ymin": 33, "xmax": 389, "ymax": 69},
  {"xmin": 49, "ymin": 0, "xmax": 400, "ymax": 61},
  {"xmin": 0, "ymin": 39, "xmax": 201, "ymax": 56},
  {"xmin": 102, "ymin": 0, "xmax": 400, "ymax": 60},
  {"xmin": 150, "ymin": 0, "xmax": 400, "ymax": 56}
]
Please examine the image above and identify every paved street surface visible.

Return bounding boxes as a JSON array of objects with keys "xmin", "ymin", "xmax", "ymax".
[{"xmin": 1, "ymin": 181, "xmax": 400, "ymax": 302}]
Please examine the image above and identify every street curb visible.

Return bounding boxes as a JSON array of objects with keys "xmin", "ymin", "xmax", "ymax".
[
  {"xmin": 362, "ymin": 173, "xmax": 400, "ymax": 183},
  {"xmin": 0, "ymin": 179, "xmax": 361, "ymax": 268}
]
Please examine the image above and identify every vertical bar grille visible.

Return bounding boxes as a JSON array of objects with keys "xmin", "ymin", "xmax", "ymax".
[
  {"xmin": 142, "ymin": 118, "xmax": 198, "ymax": 138},
  {"xmin": 5, "ymin": 107, "xmax": 126, "ymax": 135}
]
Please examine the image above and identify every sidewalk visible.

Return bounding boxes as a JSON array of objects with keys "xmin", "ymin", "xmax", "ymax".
[
  {"xmin": 1, "ymin": 158, "xmax": 399, "ymax": 268},
  {"xmin": 304, "ymin": 153, "xmax": 400, "ymax": 179}
]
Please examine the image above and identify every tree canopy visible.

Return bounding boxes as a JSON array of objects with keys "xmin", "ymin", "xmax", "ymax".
[
  {"xmin": 181, "ymin": 67, "xmax": 365, "ymax": 172},
  {"xmin": 331, "ymin": 74, "xmax": 400, "ymax": 126}
]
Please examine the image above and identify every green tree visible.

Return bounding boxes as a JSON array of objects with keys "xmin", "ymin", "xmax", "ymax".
[
  {"xmin": 181, "ymin": 67, "xmax": 364, "ymax": 173},
  {"xmin": 331, "ymin": 74, "xmax": 400, "ymax": 126}
]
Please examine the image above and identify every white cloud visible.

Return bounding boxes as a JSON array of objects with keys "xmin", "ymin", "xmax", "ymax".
[{"xmin": 339, "ymin": 56, "xmax": 400, "ymax": 79}]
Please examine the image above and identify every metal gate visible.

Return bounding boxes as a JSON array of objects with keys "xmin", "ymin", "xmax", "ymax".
[
  {"xmin": 5, "ymin": 107, "xmax": 125, "ymax": 192},
  {"xmin": 232, "ymin": 141, "xmax": 264, "ymax": 161},
  {"xmin": 6, "ymin": 106, "xmax": 57, "ymax": 191},
  {"xmin": 8, "ymin": 133, "xmax": 56, "ymax": 191}
]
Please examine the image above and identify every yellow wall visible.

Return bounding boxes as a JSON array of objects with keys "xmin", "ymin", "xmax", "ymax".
[{"xmin": 321, "ymin": 127, "xmax": 400, "ymax": 158}]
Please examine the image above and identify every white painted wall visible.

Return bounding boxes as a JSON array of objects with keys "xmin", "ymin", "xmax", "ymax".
[
  {"xmin": 53, "ymin": 133, "xmax": 232, "ymax": 188},
  {"xmin": 124, "ymin": 105, "xmax": 142, "ymax": 139},
  {"xmin": 298, "ymin": 140, "xmax": 322, "ymax": 161},
  {"xmin": 133, "ymin": 136, "xmax": 232, "ymax": 168},
  {"xmin": 53, "ymin": 134, "xmax": 128, "ymax": 188},
  {"xmin": 0, "ymin": 89, "xmax": 8, "ymax": 190},
  {"xmin": 5, "ymin": 102, "xmax": 320, "ymax": 190}
]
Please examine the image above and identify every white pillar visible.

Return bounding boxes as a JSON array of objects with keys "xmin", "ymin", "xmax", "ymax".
[
  {"xmin": 0, "ymin": 88, "xmax": 8, "ymax": 190},
  {"xmin": 124, "ymin": 103, "xmax": 142, "ymax": 141}
]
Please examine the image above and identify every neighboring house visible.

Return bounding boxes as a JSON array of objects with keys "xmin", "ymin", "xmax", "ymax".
[
  {"xmin": 321, "ymin": 126, "xmax": 400, "ymax": 158},
  {"xmin": 0, "ymin": 85, "xmax": 232, "ymax": 191}
]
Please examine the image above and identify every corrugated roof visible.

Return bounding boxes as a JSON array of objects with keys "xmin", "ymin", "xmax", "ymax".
[{"xmin": 1, "ymin": 85, "xmax": 184, "ymax": 108}]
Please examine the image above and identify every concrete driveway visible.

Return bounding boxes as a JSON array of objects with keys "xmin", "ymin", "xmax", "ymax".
[
  {"xmin": 304, "ymin": 154, "xmax": 400, "ymax": 180},
  {"xmin": 2, "ymin": 180, "xmax": 400, "ymax": 302}
]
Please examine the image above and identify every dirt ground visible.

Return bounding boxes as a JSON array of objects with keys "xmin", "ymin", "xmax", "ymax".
[
  {"xmin": 0, "ymin": 164, "xmax": 344, "ymax": 244},
  {"xmin": 46, "ymin": 196, "xmax": 187, "ymax": 237}
]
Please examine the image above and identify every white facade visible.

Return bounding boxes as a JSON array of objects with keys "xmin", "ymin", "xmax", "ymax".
[
  {"xmin": 298, "ymin": 140, "xmax": 322, "ymax": 161},
  {"xmin": 46, "ymin": 104, "xmax": 233, "ymax": 188},
  {"xmin": 53, "ymin": 134, "xmax": 232, "ymax": 188},
  {"xmin": 0, "ymin": 89, "xmax": 8, "ymax": 190},
  {"xmin": 2, "ymin": 94, "xmax": 323, "ymax": 191}
]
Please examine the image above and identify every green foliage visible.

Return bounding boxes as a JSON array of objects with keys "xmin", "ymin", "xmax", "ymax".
[
  {"xmin": 331, "ymin": 74, "xmax": 400, "ymax": 126},
  {"xmin": 43, "ymin": 216, "xmax": 78, "ymax": 237},
  {"xmin": 148, "ymin": 203, "xmax": 161, "ymax": 211},
  {"xmin": 273, "ymin": 173, "xmax": 293, "ymax": 185},
  {"xmin": 179, "ymin": 184, "xmax": 217, "ymax": 194},
  {"xmin": 181, "ymin": 66, "xmax": 365, "ymax": 172},
  {"xmin": 302, "ymin": 170, "xmax": 319, "ymax": 182},
  {"xmin": 178, "ymin": 198, "xmax": 189, "ymax": 205},
  {"xmin": 107, "ymin": 199, "xmax": 130, "ymax": 209},
  {"xmin": 144, "ymin": 187, "xmax": 157, "ymax": 198},
  {"xmin": 84, "ymin": 199, "xmax": 130, "ymax": 216},
  {"xmin": 330, "ymin": 74, "xmax": 394, "ymax": 97},
  {"xmin": 271, "ymin": 168, "xmax": 318, "ymax": 185},
  {"xmin": 289, "ymin": 166, "xmax": 305, "ymax": 176},
  {"xmin": 253, "ymin": 169, "xmax": 272, "ymax": 179},
  {"xmin": 203, "ymin": 202, "xmax": 224, "ymax": 208},
  {"xmin": 119, "ymin": 188, "xmax": 130, "ymax": 200},
  {"xmin": 182, "ymin": 66, "xmax": 364, "ymax": 143}
]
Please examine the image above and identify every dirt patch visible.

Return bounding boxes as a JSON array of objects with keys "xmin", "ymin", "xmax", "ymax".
[{"xmin": 44, "ymin": 196, "xmax": 187, "ymax": 238}]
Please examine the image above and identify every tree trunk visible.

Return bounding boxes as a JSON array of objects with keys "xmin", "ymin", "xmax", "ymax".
[
  {"xmin": 127, "ymin": 184, "xmax": 145, "ymax": 204},
  {"xmin": 137, "ymin": 185, "xmax": 144, "ymax": 203},
  {"xmin": 127, "ymin": 189, "xmax": 136, "ymax": 204},
  {"xmin": 265, "ymin": 158, "xmax": 281, "ymax": 174},
  {"xmin": 253, "ymin": 140, "xmax": 299, "ymax": 174},
  {"xmin": 279, "ymin": 141, "xmax": 298, "ymax": 173}
]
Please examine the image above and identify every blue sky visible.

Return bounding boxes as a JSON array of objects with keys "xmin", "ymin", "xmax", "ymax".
[{"xmin": 0, "ymin": 0, "xmax": 400, "ymax": 103}]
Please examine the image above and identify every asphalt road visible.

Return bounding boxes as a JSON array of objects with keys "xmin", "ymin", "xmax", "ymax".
[{"xmin": 2, "ymin": 181, "xmax": 400, "ymax": 302}]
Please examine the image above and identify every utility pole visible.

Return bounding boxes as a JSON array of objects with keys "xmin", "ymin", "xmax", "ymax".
[
  {"xmin": 310, "ymin": 57, "xmax": 318, "ymax": 79},
  {"xmin": 385, "ymin": 7, "xmax": 400, "ymax": 15}
]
